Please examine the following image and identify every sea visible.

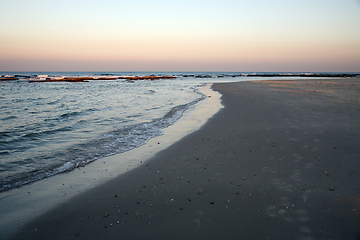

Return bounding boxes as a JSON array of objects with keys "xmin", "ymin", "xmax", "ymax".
[{"xmin": 0, "ymin": 71, "xmax": 357, "ymax": 193}]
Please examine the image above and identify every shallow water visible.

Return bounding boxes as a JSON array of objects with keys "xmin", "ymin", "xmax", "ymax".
[{"xmin": 0, "ymin": 75, "xmax": 205, "ymax": 191}]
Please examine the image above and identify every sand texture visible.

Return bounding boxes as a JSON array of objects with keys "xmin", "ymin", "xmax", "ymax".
[{"xmin": 9, "ymin": 79, "xmax": 360, "ymax": 240}]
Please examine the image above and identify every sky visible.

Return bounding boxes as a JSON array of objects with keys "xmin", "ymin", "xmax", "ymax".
[{"xmin": 1, "ymin": 0, "xmax": 360, "ymax": 72}]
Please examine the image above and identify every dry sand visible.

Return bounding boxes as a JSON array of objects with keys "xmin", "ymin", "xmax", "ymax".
[{"xmin": 9, "ymin": 79, "xmax": 360, "ymax": 240}]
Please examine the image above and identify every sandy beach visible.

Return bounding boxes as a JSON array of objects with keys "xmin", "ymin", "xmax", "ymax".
[{"xmin": 9, "ymin": 78, "xmax": 360, "ymax": 240}]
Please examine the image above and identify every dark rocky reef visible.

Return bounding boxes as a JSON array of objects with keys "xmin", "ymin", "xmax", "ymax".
[
  {"xmin": 120, "ymin": 76, "xmax": 176, "ymax": 82},
  {"xmin": 28, "ymin": 76, "xmax": 176, "ymax": 83},
  {"xmin": 0, "ymin": 77, "xmax": 18, "ymax": 81}
]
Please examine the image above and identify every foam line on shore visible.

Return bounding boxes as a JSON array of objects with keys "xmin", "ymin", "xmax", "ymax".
[{"xmin": 0, "ymin": 84, "xmax": 223, "ymax": 239}]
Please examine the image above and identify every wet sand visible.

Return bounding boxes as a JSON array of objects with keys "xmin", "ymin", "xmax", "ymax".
[{"xmin": 9, "ymin": 79, "xmax": 360, "ymax": 240}]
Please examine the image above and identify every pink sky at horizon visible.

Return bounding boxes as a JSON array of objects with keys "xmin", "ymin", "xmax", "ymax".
[{"xmin": 1, "ymin": 0, "xmax": 360, "ymax": 72}]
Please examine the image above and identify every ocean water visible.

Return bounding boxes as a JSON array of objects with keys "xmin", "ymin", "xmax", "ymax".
[
  {"xmin": 0, "ymin": 71, "xmax": 356, "ymax": 193},
  {"xmin": 0, "ymin": 72, "xmax": 203, "ymax": 192}
]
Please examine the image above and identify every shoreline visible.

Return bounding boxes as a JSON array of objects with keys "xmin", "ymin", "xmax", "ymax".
[
  {"xmin": 1, "ymin": 72, "xmax": 359, "ymax": 83},
  {"xmin": 0, "ymin": 84, "xmax": 223, "ymax": 239},
  {"xmin": 7, "ymin": 78, "xmax": 360, "ymax": 239}
]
